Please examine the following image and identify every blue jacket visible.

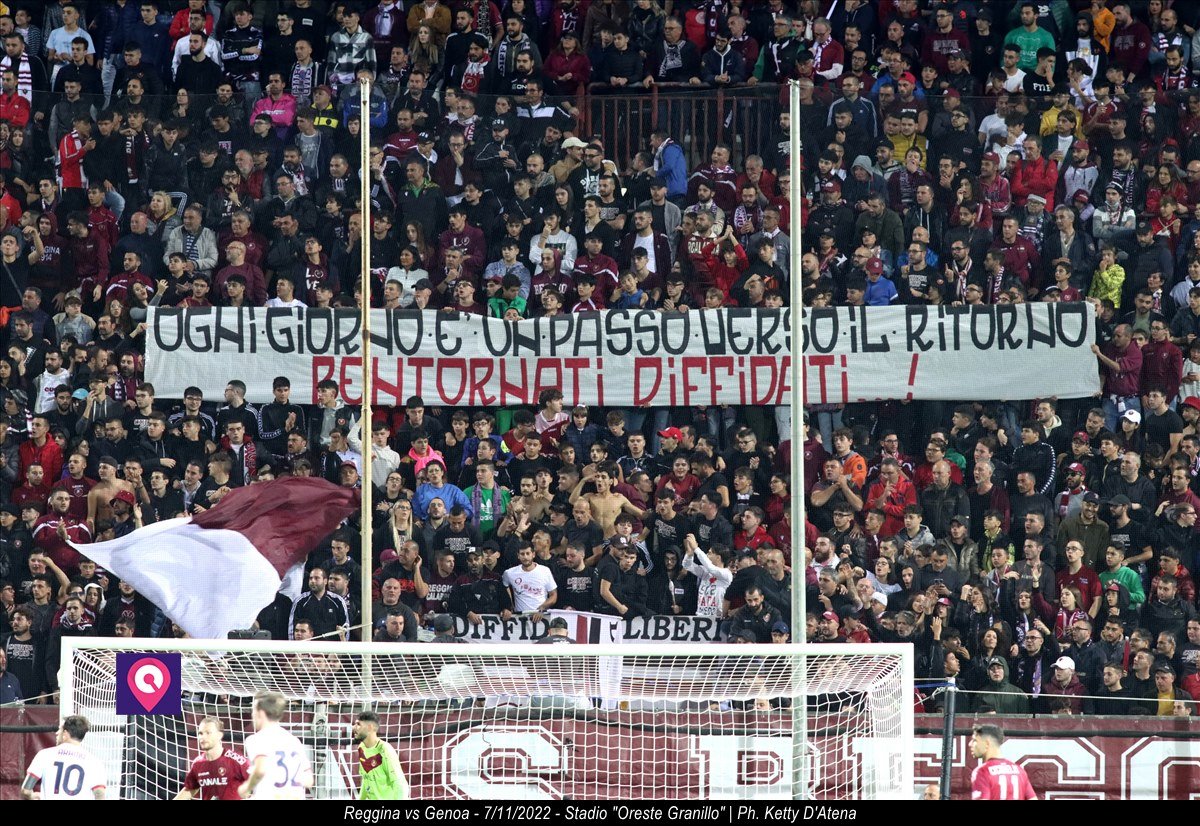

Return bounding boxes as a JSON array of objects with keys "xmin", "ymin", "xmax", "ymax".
[
  {"xmin": 413, "ymin": 482, "xmax": 473, "ymax": 521},
  {"xmin": 865, "ymin": 276, "xmax": 898, "ymax": 306},
  {"xmin": 127, "ymin": 20, "xmax": 170, "ymax": 76},
  {"xmin": 96, "ymin": 1, "xmax": 142, "ymax": 61},
  {"xmin": 656, "ymin": 140, "xmax": 688, "ymax": 198}
]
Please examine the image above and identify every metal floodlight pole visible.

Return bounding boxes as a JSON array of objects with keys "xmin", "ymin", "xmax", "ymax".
[
  {"xmin": 359, "ymin": 75, "xmax": 374, "ymax": 698},
  {"xmin": 788, "ymin": 79, "xmax": 808, "ymax": 801},
  {"xmin": 939, "ymin": 679, "xmax": 958, "ymax": 799}
]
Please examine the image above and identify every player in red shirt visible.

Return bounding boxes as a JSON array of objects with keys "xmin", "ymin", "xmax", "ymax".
[
  {"xmin": 970, "ymin": 724, "xmax": 1038, "ymax": 800},
  {"xmin": 176, "ymin": 718, "xmax": 250, "ymax": 800}
]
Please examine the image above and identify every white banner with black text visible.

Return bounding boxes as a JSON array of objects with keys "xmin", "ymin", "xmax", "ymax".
[
  {"xmin": 144, "ymin": 305, "xmax": 1098, "ymax": 406},
  {"xmin": 450, "ymin": 611, "xmax": 723, "ymax": 644}
]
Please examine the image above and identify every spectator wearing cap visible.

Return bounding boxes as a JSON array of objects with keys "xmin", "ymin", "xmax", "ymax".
[
  {"xmin": 1180, "ymin": 396, "xmax": 1200, "ymax": 435},
  {"xmin": 107, "ymin": 486, "xmax": 142, "ymax": 538},
  {"xmin": 813, "ymin": 609, "xmax": 841, "ymax": 643},
  {"xmin": 1057, "ymin": 492, "xmax": 1111, "ymax": 570},
  {"xmin": 1041, "ymin": 654, "xmax": 1092, "ymax": 713},
  {"xmin": 1092, "ymin": 181, "xmax": 1136, "ymax": 246},
  {"xmin": 1151, "ymin": 661, "xmax": 1191, "ymax": 714},
  {"xmin": 808, "ymin": 177, "xmax": 854, "ymax": 254},
  {"xmin": 837, "ymin": 604, "xmax": 873, "ymax": 643},
  {"xmin": 1055, "ymin": 462, "xmax": 1090, "ymax": 521},
  {"xmin": 426, "ymin": 612, "xmax": 461, "ymax": 643},
  {"xmin": 863, "ymin": 257, "xmax": 897, "ymax": 306},
  {"xmin": 1127, "ymin": 215, "xmax": 1172, "ymax": 289},
  {"xmin": 535, "ymin": 615, "xmax": 577, "ymax": 644}
]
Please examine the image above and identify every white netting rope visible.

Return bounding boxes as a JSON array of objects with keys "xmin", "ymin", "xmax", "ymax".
[{"xmin": 63, "ymin": 644, "xmax": 911, "ymax": 800}]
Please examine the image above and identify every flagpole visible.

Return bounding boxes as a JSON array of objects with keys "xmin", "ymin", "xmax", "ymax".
[
  {"xmin": 358, "ymin": 75, "xmax": 374, "ymax": 698},
  {"xmin": 788, "ymin": 79, "xmax": 808, "ymax": 801}
]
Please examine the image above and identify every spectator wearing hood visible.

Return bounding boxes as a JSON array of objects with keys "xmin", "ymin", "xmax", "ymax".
[
  {"xmin": 974, "ymin": 655, "xmax": 1030, "ymax": 714},
  {"xmin": 843, "ymin": 155, "xmax": 887, "ymax": 212}
]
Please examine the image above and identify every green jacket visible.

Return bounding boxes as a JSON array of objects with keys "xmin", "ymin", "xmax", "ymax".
[
  {"xmin": 974, "ymin": 658, "xmax": 1030, "ymax": 714},
  {"xmin": 1099, "ymin": 566, "xmax": 1146, "ymax": 607}
]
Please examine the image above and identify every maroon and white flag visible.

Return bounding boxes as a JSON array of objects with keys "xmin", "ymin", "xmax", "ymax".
[{"xmin": 72, "ymin": 478, "xmax": 359, "ymax": 639}]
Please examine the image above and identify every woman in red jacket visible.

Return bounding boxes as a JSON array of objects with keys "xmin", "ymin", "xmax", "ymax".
[
  {"xmin": 544, "ymin": 33, "xmax": 592, "ymax": 96},
  {"xmin": 1143, "ymin": 162, "xmax": 1189, "ymax": 219}
]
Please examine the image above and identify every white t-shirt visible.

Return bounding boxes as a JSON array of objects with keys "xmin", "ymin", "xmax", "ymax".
[
  {"xmin": 265, "ymin": 297, "xmax": 308, "ymax": 309},
  {"xmin": 244, "ymin": 723, "xmax": 312, "ymax": 800},
  {"xmin": 502, "ymin": 563, "xmax": 557, "ymax": 612},
  {"xmin": 26, "ymin": 742, "xmax": 107, "ymax": 800}
]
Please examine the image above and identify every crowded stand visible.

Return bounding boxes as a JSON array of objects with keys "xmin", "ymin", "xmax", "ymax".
[{"xmin": 0, "ymin": 0, "xmax": 1197, "ymax": 722}]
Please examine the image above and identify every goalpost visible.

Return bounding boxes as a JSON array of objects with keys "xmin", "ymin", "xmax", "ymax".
[{"xmin": 60, "ymin": 638, "xmax": 913, "ymax": 801}]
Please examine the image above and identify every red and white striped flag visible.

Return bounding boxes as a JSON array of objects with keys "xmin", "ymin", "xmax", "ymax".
[{"xmin": 72, "ymin": 478, "xmax": 359, "ymax": 639}]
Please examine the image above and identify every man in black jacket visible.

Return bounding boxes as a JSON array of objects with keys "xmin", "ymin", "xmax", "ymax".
[
  {"xmin": 726, "ymin": 585, "xmax": 782, "ymax": 643},
  {"xmin": 644, "ymin": 17, "xmax": 702, "ymax": 86},
  {"xmin": 287, "ymin": 566, "xmax": 350, "ymax": 640},
  {"xmin": 1062, "ymin": 617, "xmax": 1109, "ymax": 693},
  {"xmin": 174, "ymin": 32, "xmax": 224, "ymax": 94},
  {"xmin": 1144, "ymin": 575, "xmax": 1198, "ymax": 641},
  {"xmin": 448, "ymin": 549, "xmax": 513, "ymax": 622},
  {"xmin": 396, "ymin": 156, "xmax": 448, "ymax": 241},
  {"xmin": 1011, "ymin": 420, "xmax": 1057, "ymax": 497},
  {"xmin": 257, "ymin": 376, "xmax": 307, "ymax": 457},
  {"xmin": 143, "ymin": 120, "xmax": 189, "ymax": 197}
]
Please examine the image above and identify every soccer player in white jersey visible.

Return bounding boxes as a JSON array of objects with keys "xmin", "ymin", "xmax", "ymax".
[
  {"xmin": 22, "ymin": 715, "xmax": 107, "ymax": 800},
  {"xmin": 238, "ymin": 691, "xmax": 314, "ymax": 800}
]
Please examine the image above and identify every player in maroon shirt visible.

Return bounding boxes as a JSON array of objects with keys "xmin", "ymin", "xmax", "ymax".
[
  {"xmin": 969, "ymin": 724, "xmax": 1038, "ymax": 800},
  {"xmin": 176, "ymin": 718, "xmax": 250, "ymax": 800}
]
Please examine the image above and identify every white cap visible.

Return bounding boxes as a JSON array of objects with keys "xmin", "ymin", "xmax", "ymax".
[
  {"xmin": 1122, "ymin": 409, "xmax": 1141, "ymax": 424},
  {"xmin": 871, "ymin": 592, "xmax": 888, "ymax": 607},
  {"xmin": 1052, "ymin": 656, "xmax": 1075, "ymax": 671}
]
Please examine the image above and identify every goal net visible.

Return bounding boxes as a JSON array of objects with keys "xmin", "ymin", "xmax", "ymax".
[{"xmin": 60, "ymin": 639, "xmax": 913, "ymax": 800}]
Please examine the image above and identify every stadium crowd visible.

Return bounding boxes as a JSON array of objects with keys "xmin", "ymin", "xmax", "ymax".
[{"xmin": 0, "ymin": 0, "xmax": 1196, "ymax": 718}]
